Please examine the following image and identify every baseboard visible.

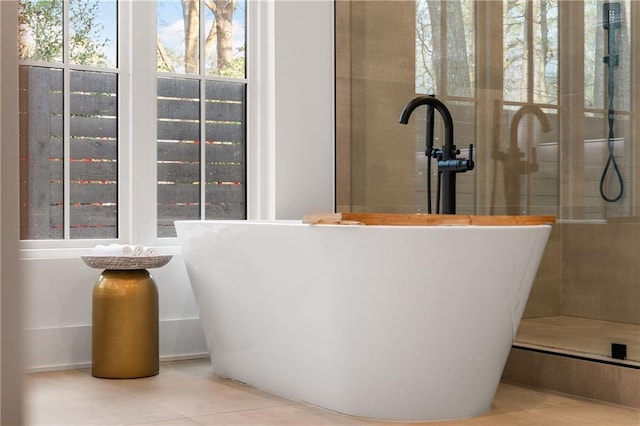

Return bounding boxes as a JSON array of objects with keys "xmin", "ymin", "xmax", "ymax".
[
  {"xmin": 24, "ymin": 318, "xmax": 208, "ymax": 372},
  {"xmin": 502, "ymin": 346, "xmax": 640, "ymax": 409}
]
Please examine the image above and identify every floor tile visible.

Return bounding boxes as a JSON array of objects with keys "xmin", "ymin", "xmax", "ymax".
[{"xmin": 26, "ymin": 359, "xmax": 640, "ymax": 426}]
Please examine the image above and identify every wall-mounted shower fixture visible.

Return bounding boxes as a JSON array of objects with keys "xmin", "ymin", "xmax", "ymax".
[
  {"xmin": 399, "ymin": 96, "xmax": 474, "ymax": 214},
  {"xmin": 600, "ymin": 1, "xmax": 624, "ymax": 202}
]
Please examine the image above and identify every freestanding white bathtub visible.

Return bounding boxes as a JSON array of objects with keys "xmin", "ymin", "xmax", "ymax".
[{"xmin": 175, "ymin": 218, "xmax": 552, "ymax": 422}]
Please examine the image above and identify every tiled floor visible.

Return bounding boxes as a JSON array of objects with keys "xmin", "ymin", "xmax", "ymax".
[
  {"xmin": 26, "ymin": 358, "xmax": 640, "ymax": 425},
  {"xmin": 515, "ymin": 316, "xmax": 640, "ymax": 366}
]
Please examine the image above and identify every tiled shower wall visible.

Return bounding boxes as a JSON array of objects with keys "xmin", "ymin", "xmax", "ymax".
[
  {"xmin": 336, "ymin": 0, "xmax": 417, "ymax": 213},
  {"xmin": 523, "ymin": 220, "xmax": 640, "ymax": 325}
]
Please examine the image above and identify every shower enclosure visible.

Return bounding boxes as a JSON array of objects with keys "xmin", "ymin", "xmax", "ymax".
[{"xmin": 336, "ymin": 0, "xmax": 639, "ymax": 365}]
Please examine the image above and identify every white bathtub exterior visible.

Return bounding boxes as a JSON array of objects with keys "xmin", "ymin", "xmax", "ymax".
[{"xmin": 175, "ymin": 220, "xmax": 552, "ymax": 422}]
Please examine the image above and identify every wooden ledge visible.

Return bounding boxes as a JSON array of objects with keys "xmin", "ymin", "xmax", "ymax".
[{"xmin": 303, "ymin": 213, "xmax": 556, "ymax": 226}]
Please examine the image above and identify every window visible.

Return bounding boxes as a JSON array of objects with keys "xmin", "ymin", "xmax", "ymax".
[
  {"xmin": 19, "ymin": 0, "xmax": 118, "ymax": 239},
  {"xmin": 18, "ymin": 0, "xmax": 247, "ymax": 242},
  {"xmin": 156, "ymin": 0, "xmax": 247, "ymax": 238}
]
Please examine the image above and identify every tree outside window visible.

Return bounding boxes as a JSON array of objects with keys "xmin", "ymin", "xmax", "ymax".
[
  {"xmin": 156, "ymin": 0, "xmax": 247, "ymax": 238},
  {"xmin": 18, "ymin": 0, "xmax": 247, "ymax": 240}
]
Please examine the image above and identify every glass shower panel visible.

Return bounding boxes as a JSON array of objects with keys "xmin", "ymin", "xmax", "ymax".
[
  {"xmin": 337, "ymin": 0, "xmax": 640, "ymax": 364},
  {"xmin": 497, "ymin": 105, "xmax": 559, "ymax": 217},
  {"xmin": 584, "ymin": 0, "xmax": 631, "ymax": 112},
  {"xmin": 503, "ymin": 2, "xmax": 528, "ymax": 103},
  {"xmin": 532, "ymin": 1, "xmax": 558, "ymax": 104},
  {"xmin": 518, "ymin": 0, "xmax": 638, "ymax": 364},
  {"xmin": 416, "ymin": 0, "xmax": 474, "ymax": 97},
  {"xmin": 503, "ymin": 0, "xmax": 559, "ymax": 104}
]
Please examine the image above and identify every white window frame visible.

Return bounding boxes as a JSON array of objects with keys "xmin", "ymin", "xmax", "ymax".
[
  {"xmin": 18, "ymin": 0, "xmax": 260, "ymax": 258},
  {"xmin": 17, "ymin": 0, "xmax": 336, "ymax": 259}
]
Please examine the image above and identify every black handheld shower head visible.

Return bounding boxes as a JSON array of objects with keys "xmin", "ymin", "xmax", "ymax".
[
  {"xmin": 603, "ymin": 2, "xmax": 621, "ymax": 30},
  {"xmin": 600, "ymin": 2, "xmax": 624, "ymax": 203},
  {"xmin": 603, "ymin": 2, "xmax": 621, "ymax": 67}
]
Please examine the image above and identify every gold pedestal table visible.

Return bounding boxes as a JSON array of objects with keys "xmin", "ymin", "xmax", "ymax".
[{"xmin": 81, "ymin": 255, "xmax": 172, "ymax": 379}]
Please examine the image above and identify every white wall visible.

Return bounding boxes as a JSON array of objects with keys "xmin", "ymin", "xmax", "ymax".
[
  {"xmin": 273, "ymin": 0, "xmax": 335, "ymax": 219},
  {"xmin": 19, "ymin": 0, "xmax": 335, "ymax": 372},
  {"xmin": 1, "ymin": 1, "xmax": 24, "ymax": 423},
  {"xmin": 22, "ymin": 254, "xmax": 207, "ymax": 371}
]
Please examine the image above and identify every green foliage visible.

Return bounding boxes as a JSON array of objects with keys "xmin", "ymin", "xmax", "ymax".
[
  {"xmin": 69, "ymin": 0, "xmax": 110, "ymax": 66},
  {"xmin": 216, "ymin": 57, "xmax": 245, "ymax": 78},
  {"xmin": 211, "ymin": 47, "xmax": 245, "ymax": 78},
  {"xmin": 19, "ymin": 0, "xmax": 109, "ymax": 66},
  {"xmin": 19, "ymin": 0, "xmax": 63, "ymax": 61}
]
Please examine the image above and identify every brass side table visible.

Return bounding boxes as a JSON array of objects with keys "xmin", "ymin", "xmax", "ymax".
[{"xmin": 82, "ymin": 255, "xmax": 172, "ymax": 379}]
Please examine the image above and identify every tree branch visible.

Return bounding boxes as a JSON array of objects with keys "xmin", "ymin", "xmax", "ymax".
[
  {"xmin": 157, "ymin": 38, "xmax": 176, "ymax": 73},
  {"xmin": 204, "ymin": 1, "xmax": 217, "ymax": 62}
]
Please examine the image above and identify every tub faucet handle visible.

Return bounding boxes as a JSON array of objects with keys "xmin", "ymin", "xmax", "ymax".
[{"xmin": 437, "ymin": 143, "xmax": 475, "ymax": 174}]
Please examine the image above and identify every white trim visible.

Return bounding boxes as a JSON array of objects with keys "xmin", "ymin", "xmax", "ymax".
[
  {"xmin": 247, "ymin": 0, "xmax": 276, "ymax": 220},
  {"xmin": 63, "ymin": 1, "xmax": 71, "ymax": 239},
  {"xmin": 158, "ymin": 70, "xmax": 247, "ymax": 83},
  {"xmin": 19, "ymin": 244, "xmax": 183, "ymax": 260},
  {"xmin": 199, "ymin": 0, "xmax": 207, "ymax": 220},
  {"xmin": 25, "ymin": 354, "xmax": 210, "ymax": 374},
  {"xmin": 271, "ymin": 0, "xmax": 335, "ymax": 219},
  {"xmin": 118, "ymin": 0, "xmax": 133, "ymax": 243},
  {"xmin": 130, "ymin": 0, "xmax": 158, "ymax": 244},
  {"xmin": 16, "ymin": 60, "xmax": 118, "ymax": 73},
  {"xmin": 24, "ymin": 318, "xmax": 208, "ymax": 372}
]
